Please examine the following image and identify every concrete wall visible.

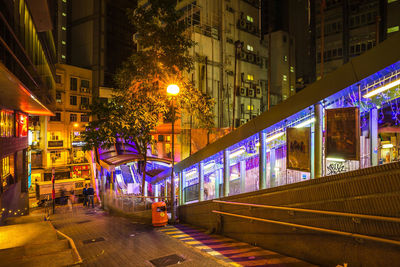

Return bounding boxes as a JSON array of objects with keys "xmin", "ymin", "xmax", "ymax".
[{"xmin": 178, "ymin": 162, "xmax": 400, "ymax": 266}]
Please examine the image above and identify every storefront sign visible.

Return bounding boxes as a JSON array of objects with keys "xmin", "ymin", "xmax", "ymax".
[
  {"xmin": 286, "ymin": 127, "xmax": 311, "ymax": 172},
  {"xmin": 72, "ymin": 141, "xmax": 86, "ymax": 147},
  {"xmin": 48, "ymin": 140, "xmax": 63, "ymax": 147},
  {"xmin": 326, "ymin": 107, "xmax": 360, "ymax": 160}
]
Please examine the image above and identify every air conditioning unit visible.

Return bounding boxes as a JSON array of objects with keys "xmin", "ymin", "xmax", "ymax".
[
  {"xmin": 248, "ymin": 88, "xmax": 255, "ymax": 97},
  {"xmin": 255, "ymin": 86, "xmax": 262, "ymax": 98},
  {"xmin": 239, "ymin": 87, "xmax": 248, "ymax": 96},
  {"xmin": 247, "ymin": 53, "xmax": 255, "ymax": 63},
  {"xmin": 240, "ymin": 51, "xmax": 247, "ymax": 61}
]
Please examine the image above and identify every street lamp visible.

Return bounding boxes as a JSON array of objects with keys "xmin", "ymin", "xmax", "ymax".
[{"xmin": 167, "ymin": 84, "xmax": 179, "ymax": 224}]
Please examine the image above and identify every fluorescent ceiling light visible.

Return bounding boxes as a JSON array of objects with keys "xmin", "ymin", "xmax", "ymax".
[
  {"xmin": 326, "ymin": 157, "xmax": 346, "ymax": 162},
  {"xmin": 382, "ymin": 144, "xmax": 394, "ymax": 149},
  {"xmin": 185, "ymin": 169, "xmax": 197, "ymax": 177},
  {"xmin": 265, "ymin": 132, "xmax": 284, "ymax": 143},
  {"xmin": 363, "ymin": 79, "xmax": 400, "ymax": 98},
  {"xmin": 294, "ymin": 117, "xmax": 315, "ymax": 128},
  {"xmin": 229, "ymin": 147, "xmax": 245, "ymax": 158}
]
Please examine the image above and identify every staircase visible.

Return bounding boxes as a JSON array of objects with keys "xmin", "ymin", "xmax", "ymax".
[{"xmin": 0, "ymin": 216, "xmax": 81, "ymax": 267}]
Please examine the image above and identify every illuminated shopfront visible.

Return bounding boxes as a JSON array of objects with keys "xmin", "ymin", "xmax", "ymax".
[{"xmin": 174, "ymin": 35, "xmax": 400, "ymax": 205}]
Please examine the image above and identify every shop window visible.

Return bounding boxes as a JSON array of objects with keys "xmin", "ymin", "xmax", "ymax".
[
  {"xmin": 70, "ymin": 113, "xmax": 77, "ymax": 122},
  {"xmin": 0, "ymin": 110, "xmax": 14, "ymax": 137},
  {"xmin": 2, "ymin": 155, "xmax": 14, "ymax": 189},
  {"xmin": 81, "ymin": 114, "xmax": 89, "ymax": 122},
  {"xmin": 70, "ymin": 95, "xmax": 77, "ymax": 105},
  {"xmin": 70, "ymin": 77, "xmax": 77, "ymax": 91},
  {"xmin": 50, "ymin": 112, "xmax": 61, "ymax": 122}
]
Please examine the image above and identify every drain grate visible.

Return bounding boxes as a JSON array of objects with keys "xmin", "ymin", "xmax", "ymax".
[
  {"xmin": 150, "ymin": 254, "xmax": 185, "ymax": 267},
  {"xmin": 82, "ymin": 237, "xmax": 105, "ymax": 244}
]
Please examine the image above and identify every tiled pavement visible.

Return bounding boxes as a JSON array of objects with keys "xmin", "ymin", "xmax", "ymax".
[
  {"xmin": 159, "ymin": 224, "xmax": 318, "ymax": 267},
  {"xmin": 49, "ymin": 205, "xmax": 225, "ymax": 266}
]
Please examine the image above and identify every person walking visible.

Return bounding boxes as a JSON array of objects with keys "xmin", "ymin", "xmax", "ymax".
[
  {"xmin": 83, "ymin": 184, "xmax": 88, "ymax": 207},
  {"xmin": 87, "ymin": 184, "xmax": 95, "ymax": 208}
]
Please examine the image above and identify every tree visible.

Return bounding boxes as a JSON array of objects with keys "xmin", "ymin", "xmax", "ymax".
[{"xmin": 83, "ymin": 0, "xmax": 214, "ymax": 197}]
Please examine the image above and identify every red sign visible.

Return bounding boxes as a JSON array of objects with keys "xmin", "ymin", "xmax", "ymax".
[{"xmin": 16, "ymin": 113, "xmax": 28, "ymax": 137}]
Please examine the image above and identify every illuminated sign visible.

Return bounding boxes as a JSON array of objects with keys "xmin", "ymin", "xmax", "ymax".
[
  {"xmin": 48, "ymin": 140, "xmax": 63, "ymax": 147},
  {"xmin": 72, "ymin": 141, "xmax": 86, "ymax": 147}
]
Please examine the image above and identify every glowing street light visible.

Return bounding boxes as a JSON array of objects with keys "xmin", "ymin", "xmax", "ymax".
[{"xmin": 167, "ymin": 84, "xmax": 179, "ymax": 224}]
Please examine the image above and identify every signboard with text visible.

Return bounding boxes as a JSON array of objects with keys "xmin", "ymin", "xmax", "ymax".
[
  {"xmin": 326, "ymin": 107, "xmax": 360, "ymax": 160},
  {"xmin": 48, "ymin": 140, "xmax": 63, "ymax": 147}
]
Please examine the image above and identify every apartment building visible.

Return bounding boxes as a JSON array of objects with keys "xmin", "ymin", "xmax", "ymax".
[
  {"xmin": 30, "ymin": 64, "xmax": 92, "ymax": 183},
  {"xmin": 315, "ymin": 0, "xmax": 400, "ymax": 78}
]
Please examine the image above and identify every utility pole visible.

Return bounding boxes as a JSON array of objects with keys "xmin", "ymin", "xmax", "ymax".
[{"xmin": 232, "ymin": 40, "xmax": 242, "ymax": 131}]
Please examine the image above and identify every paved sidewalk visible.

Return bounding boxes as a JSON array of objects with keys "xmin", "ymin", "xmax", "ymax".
[
  {"xmin": 159, "ymin": 224, "xmax": 318, "ymax": 267},
  {"xmin": 49, "ymin": 205, "xmax": 225, "ymax": 267}
]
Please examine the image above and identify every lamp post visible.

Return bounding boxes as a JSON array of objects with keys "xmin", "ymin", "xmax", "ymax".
[{"xmin": 167, "ymin": 84, "xmax": 179, "ymax": 224}]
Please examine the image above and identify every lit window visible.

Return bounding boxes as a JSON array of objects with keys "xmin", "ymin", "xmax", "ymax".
[
  {"xmin": 283, "ymin": 75, "xmax": 287, "ymax": 81},
  {"xmin": 62, "ymin": 26, "xmax": 66, "ymax": 31},
  {"xmin": 62, "ymin": 12, "xmax": 66, "ymax": 17},
  {"xmin": 290, "ymin": 85, "xmax": 295, "ymax": 92},
  {"xmin": 388, "ymin": 0, "xmax": 398, "ymax": 3},
  {"xmin": 247, "ymin": 105, "xmax": 254, "ymax": 111},
  {"xmin": 166, "ymin": 135, "xmax": 171, "ymax": 142},
  {"xmin": 62, "ymin": 0, "xmax": 67, "ymax": 2},
  {"xmin": 246, "ymin": 15, "xmax": 253, "ymax": 23},
  {"xmin": 62, "ymin": 41, "xmax": 66, "ymax": 45},
  {"xmin": 247, "ymin": 74, "xmax": 254, "ymax": 81},
  {"xmin": 283, "ymin": 55, "xmax": 288, "ymax": 62},
  {"xmin": 387, "ymin": 26, "xmax": 399, "ymax": 33},
  {"xmin": 247, "ymin": 44, "xmax": 254, "ymax": 51},
  {"xmin": 61, "ymin": 55, "xmax": 66, "ymax": 59},
  {"xmin": 290, "ymin": 66, "xmax": 295, "ymax": 72}
]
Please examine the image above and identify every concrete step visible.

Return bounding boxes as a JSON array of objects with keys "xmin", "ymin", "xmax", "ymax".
[
  {"xmin": 0, "ymin": 239, "xmax": 70, "ymax": 261},
  {"xmin": 0, "ymin": 222, "xmax": 58, "ymax": 250},
  {"xmin": 0, "ymin": 248, "xmax": 76, "ymax": 267}
]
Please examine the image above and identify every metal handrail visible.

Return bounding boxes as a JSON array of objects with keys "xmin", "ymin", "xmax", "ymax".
[
  {"xmin": 212, "ymin": 210, "xmax": 400, "ymax": 247},
  {"xmin": 213, "ymin": 200, "xmax": 400, "ymax": 224}
]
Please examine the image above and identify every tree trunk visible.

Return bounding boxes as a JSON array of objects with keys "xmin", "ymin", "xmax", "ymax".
[{"xmin": 141, "ymin": 154, "xmax": 147, "ymax": 199}]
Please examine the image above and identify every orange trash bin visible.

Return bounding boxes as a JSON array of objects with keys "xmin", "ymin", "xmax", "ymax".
[{"xmin": 152, "ymin": 202, "xmax": 168, "ymax": 227}]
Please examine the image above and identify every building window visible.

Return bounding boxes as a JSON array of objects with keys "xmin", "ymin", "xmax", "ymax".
[
  {"xmin": 247, "ymin": 74, "xmax": 254, "ymax": 81},
  {"xmin": 70, "ymin": 114, "xmax": 77, "ymax": 122},
  {"xmin": 0, "ymin": 110, "xmax": 14, "ymax": 137},
  {"xmin": 283, "ymin": 55, "xmax": 288, "ymax": 62},
  {"xmin": 70, "ymin": 77, "xmax": 77, "ymax": 91},
  {"xmin": 81, "ymin": 97, "xmax": 89, "ymax": 106},
  {"xmin": 387, "ymin": 26, "xmax": 399, "ymax": 33},
  {"xmin": 283, "ymin": 75, "xmax": 287, "ymax": 81},
  {"xmin": 246, "ymin": 15, "xmax": 253, "ymax": 23},
  {"xmin": 290, "ymin": 66, "xmax": 295, "ymax": 72},
  {"xmin": 246, "ymin": 45, "xmax": 253, "ymax": 51},
  {"xmin": 55, "ymin": 74, "xmax": 62, "ymax": 84},
  {"xmin": 70, "ymin": 95, "xmax": 77, "ymax": 105},
  {"xmin": 62, "ymin": 12, "xmax": 66, "ymax": 16},
  {"xmin": 56, "ymin": 92, "xmax": 62, "ymax": 103},
  {"xmin": 81, "ymin": 79, "xmax": 90, "ymax": 88},
  {"xmin": 81, "ymin": 114, "xmax": 89, "ymax": 122},
  {"xmin": 62, "ymin": 26, "xmax": 66, "ymax": 31},
  {"xmin": 50, "ymin": 112, "xmax": 61, "ymax": 121},
  {"xmin": 62, "ymin": 41, "xmax": 66, "ymax": 45},
  {"xmin": 388, "ymin": 0, "xmax": 398, "ymax": 3},
  {"xmin": 247, "ymin": 105, "xmax": 254, "ymax": 111}
]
